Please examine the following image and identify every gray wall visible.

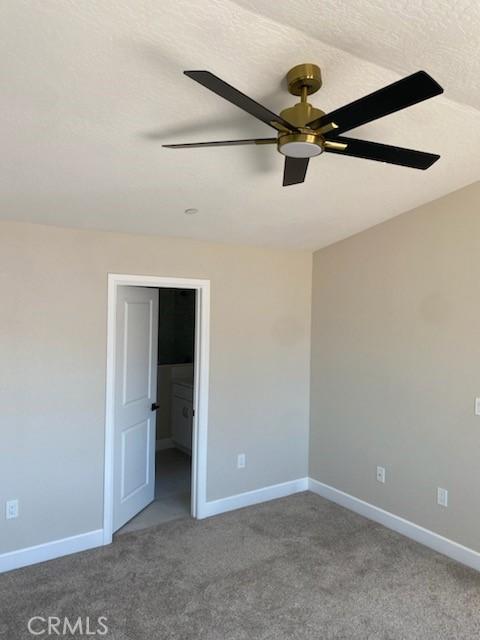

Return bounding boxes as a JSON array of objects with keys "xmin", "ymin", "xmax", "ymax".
[
  {"xmin": 309, "ymin": 181, "xmax": 480, "ymax": 552},
  {"xmin": 0, "ymin": 221, "xmax": 312, "ymax": 554}
]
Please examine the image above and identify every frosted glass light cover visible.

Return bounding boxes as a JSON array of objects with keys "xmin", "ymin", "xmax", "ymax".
[{"xmin": 280, "ymin": 141, "xmax": 323, "ymax": 158}]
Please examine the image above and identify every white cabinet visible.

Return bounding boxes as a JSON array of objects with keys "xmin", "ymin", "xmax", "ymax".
[{"xmin": 171, "ymin": 382, "xmax": 193, "ymax": 454}]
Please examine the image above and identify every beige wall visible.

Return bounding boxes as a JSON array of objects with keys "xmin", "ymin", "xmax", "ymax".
[
  {"xmin": 309, "ymin": 181, "xmax": 480, "ymax": 551},
  {"xmin": 0, "ymin": 221, "xmax": 312, "ymax": 554},
  {"xmin": 5, "ymin": 180, "xmax": 478, "ymax": 559}
]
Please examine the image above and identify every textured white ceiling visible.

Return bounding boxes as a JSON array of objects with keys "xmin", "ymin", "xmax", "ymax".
[
  {"xmin": 1, "ymin": 0, "xmax": 479, "ymax": 249},
  {"xmin": 233, "ymin": 0, "xmax": 480, "ymax": 110}
]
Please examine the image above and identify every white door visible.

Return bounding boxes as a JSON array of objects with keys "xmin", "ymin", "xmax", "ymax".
[{"xmin": 113, "ymin": 286, "xmax": 159, "ymax": 532}]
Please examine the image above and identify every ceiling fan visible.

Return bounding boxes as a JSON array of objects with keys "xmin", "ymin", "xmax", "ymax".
[{"xmin": 163, "ymin": 64, "xmax": 443, "ymax": 186}]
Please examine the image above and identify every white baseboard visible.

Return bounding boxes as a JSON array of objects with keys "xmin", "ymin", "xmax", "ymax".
[
  {"xmin": 0, "ymin": 479, "xmax": 308, "ymax": 572},
  {"xmin": 199, "ymin": 477, "xmax": 309, "ymax": 519},
  {"xmin": 5, "ymin": 478, "xmax": 477, "ymax": 574},
  {"xmin": 308, "ymin": 478, "xmax": 480, "ymax": 572},
  {"xmin": 0, "ymin": 529, "xmax": 104, "ymax": 574},
  {"xmin": 156, "ymin": 438, "xmax": 174, "ymax": 451}
]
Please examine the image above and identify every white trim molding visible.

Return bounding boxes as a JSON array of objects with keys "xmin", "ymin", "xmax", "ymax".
[
  {"xmin": 0, "ymin": 530, "xmax": 104, "ymax": 574},
  {"xmin": 199, "ymin": 477, "xmax": 309, "ymax": 519},
  {"xmin": 103, "ymin": 274, "xmax": 210, "ymax": 544},
  {"xmin": 309, "ymin": 478, "xmax": 480, "ymax": 572}
]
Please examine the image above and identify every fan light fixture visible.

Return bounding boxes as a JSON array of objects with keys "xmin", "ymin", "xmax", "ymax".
[
  {"xmin": 279, "ymin": 141, "xmax": 323, "ymax": 158},
  {"xmin": 278, "ymin": 133, "xmax": 323, "ymax": 158}
]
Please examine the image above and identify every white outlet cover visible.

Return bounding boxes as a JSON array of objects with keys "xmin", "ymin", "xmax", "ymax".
[
  {"xmin": 6, "ymin": 499, "xmax": 19, "ymax": 520},
  {"xmin": 475, "ymin": 398, "xmax": 480, "ymax": 416},
  {"xmin": 376, "ymin": 466, "xmax": 386, "ymax": 484},
  {"xmin": 437, "ymin": 488, "xmax": 448, "ymax": 507},
  {"xmin": 237, "ymin": 454, "xmax": 246, "ymax": 469}
]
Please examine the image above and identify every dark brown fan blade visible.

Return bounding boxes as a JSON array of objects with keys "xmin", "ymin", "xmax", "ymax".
[
  {"xmin": 163, "ymin": 137, "xmax": 276, "ymax": 148},
  {"xmin": 308, "ymin": 71, "xmax": 443, "ymax": 135},
  {"xmin": 184, "ymin": 71, "xmax": 296, "ymax": 132},
  {"xmin": 283, "ymin": 156, "xmax": 309, "ymax": 186},
  {"xmin": 324, "ymin": 136, "xmax": 440, "ymax": 169}
]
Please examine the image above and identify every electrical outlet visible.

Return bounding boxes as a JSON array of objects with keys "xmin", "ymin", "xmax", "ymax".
[
  {"xmin": 475, "ymin": 398, "xmax": 480, "ymax": 416},
  {"xmin": 237, "ymin": 453, "xmax": 246, "ymax": 469},
  {"xmin": 437, "ymin": 487, "xmax": 448, "ymax": 507},
  {"xmin": 376, "ymin": 466, "xmax": 386, "ymax": 484},
  {"xmin": 6, "ymin": 499, "xmax": 19, "ymax": 520}
]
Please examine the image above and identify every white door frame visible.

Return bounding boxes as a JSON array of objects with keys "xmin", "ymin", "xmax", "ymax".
[{"xmin": 103, "ymin": 273, "xmax": 210, "ymax": 544}]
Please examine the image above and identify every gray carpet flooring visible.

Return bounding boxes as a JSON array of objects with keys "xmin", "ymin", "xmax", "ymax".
[{"xmin": 1, "ymin": 492, "xmax": 480, "ymax": 639}]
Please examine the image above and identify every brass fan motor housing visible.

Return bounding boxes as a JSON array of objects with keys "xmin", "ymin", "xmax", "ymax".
[
  {"xmin": 280, "ymin": 102, "xmax": 325, "ymax": 129},
  {"xmin": 286, "ymin": 63, "xmax": 322, "ymax": 96}
]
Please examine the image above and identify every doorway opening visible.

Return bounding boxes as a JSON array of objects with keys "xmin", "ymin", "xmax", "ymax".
[
  {"xmin": 103, "ymin": 275, "xmax": 210, "ymax": 545},
  {"xmin": 118, "ymin": 287, "xmax": 195, "ymax": 534}
]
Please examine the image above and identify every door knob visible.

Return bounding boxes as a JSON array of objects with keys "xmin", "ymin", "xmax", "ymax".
[{"xmin": 151, "ymin": 403, "xmax": 159, "ymax": 411}]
